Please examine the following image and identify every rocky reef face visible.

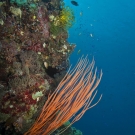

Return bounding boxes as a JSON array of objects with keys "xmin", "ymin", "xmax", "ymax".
[{"xmin": 0, "ymin": 0, "xmax": 81, "ymax": 134}]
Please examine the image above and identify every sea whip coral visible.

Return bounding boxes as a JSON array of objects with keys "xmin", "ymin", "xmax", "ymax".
[{"xmin": 24, "ymin": 57, "xmax": 103, "ymax": 135}]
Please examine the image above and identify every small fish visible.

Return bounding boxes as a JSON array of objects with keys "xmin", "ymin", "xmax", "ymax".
[
  {"xmin": 90, "ymin": 24, "xmax": 93, "ymax": 26},
  {"xmin": 71, "ymin": 1, "xmax": 79, "ymax": 6},
  {"xmin": 90, "ymin": 33, "xmax": 93, "ymax": 37},
  {"xmin": 80, "ymin": 11, "xmax": 83, "ymax": 16},
  {"xmin": 77, "ymin": 50, "xmax": 81, "ymax": 54}
]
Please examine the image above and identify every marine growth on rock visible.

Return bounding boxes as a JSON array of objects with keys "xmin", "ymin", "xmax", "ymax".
[{"xmin": 0, "ymin": 0, "xmax": 77, "ymax": 134}]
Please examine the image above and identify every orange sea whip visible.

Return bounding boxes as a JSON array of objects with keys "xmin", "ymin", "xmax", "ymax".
[{"xmin": 24, "ymin": 56, "xmax": 103, "ymax": 135}]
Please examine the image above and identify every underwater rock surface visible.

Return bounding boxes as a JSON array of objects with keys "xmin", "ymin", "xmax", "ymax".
[{"xmin": 0, "ymin": 0, "xmax": 81, "ymax": 134}]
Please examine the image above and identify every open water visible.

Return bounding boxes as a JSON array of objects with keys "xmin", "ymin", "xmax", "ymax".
[{"xmin": 65, "ymin": 0, "xmax": 135, "ymax": 135}]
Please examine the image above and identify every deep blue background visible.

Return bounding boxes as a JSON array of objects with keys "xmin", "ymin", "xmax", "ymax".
[{"xmin": 64, "ymin": 0, "xmax": 135, "ymax": 135}]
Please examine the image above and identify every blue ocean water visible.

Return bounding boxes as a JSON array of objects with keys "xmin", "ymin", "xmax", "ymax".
[{"xmin": 64, "ymin": 0, "xmax": 135, "ymax": 135}]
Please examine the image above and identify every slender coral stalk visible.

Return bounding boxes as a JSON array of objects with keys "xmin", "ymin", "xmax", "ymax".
[{"xmin": 24, "ymin": 56, "xmax": 103, "ymax": 135}]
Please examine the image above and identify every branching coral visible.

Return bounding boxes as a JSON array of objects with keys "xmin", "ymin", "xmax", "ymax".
[{"xmin": 24, "ymin": 57, "xmax": 103, "ymax": 135}]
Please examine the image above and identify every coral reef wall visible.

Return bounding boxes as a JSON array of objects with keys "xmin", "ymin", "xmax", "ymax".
[{"xmin": 0, "ymin": 0, "xmax": 79, "ymax": 134}]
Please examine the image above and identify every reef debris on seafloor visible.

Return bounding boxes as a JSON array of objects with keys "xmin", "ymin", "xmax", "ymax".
[{"xmin": 0, "ymin": 0, "xmax": 79, "ymax": 134}]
